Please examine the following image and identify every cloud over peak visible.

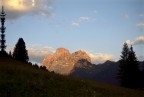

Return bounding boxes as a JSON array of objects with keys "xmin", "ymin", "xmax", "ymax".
[
  {"xmin": 28, "ymin": 46, "xmax": 118, "ymax": 65},
  {"xmin": 87, "ymin": 52, "xmax": 117, "ymax": 64},
  {"xmin": 27, "ymin": 46, "xmax": 53, "ymax": 64}
]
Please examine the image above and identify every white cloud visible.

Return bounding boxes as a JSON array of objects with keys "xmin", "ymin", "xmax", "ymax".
[
  {"xmin": 136, "ymin": 23, "xmax": 144, "ymax": 27},
  {"xmin": 72, "ymin": 16, "xmax": 91, "ymax": 27},
  {"xmin": 0, "ymin": 0, "xmax": 54, "ymax": 20},
  {"xmin": 125, "ymin": 36, "xmax": 144, "ymax": 45},
  {"xmin": 139, "ymin": 14, "xmax": 144, "ymax": 17},
  {"xmin": 134, "ymin": 36, "xmax": 144, "ymax": 45},
  {"xmin": 87, "ymin": 52, "xmax": 118, "ymax": 64},
  {"xmin": 72, "ymin": 22, "xmax": 80, "ymax": 26},
  {"xmin": 79, "ymin": 17, "xmax": 89, "ymax": 21},
  {"xmin": 125, "ymin": 40, "xmax": 133, "ymax": 45},
  {"xmin": 28, "ymin": 46, "xmax": 53, "ymax": 63}
]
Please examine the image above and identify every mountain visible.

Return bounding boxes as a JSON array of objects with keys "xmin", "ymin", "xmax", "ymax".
[
  {"xmin": 71, "ymin": 60, "xmax": 120, "ymax": 85},
  {"xmin": 42, "ymin": 48, "xmax": 144, "ymax": 85},
  {"xmin": 42, "ymin": 48, "xmax": 71, "ymax": 74},
  {"xmin": 42, "ymin": 48, "xmax": 91, "ymax": 75},
  {"xmin": 71, "ymin": 60, "xmax": 144, "ymax": 85},
  {"xmin": 42, "ymin": 48, "xmax": 119, "ymax": 84}
]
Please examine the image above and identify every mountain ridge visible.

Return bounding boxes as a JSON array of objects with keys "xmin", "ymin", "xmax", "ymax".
[
  {"xmin": 42, "ymin": 48, "xmax": 144, "ymax": 85},
  {"xmin": 42, "ymin": 48, "xmax": 91, "ymax": 75}
]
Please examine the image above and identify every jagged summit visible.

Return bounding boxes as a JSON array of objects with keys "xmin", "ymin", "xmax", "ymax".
[
  {"xmin": 55, "ymin": 48, "xmax": 70, "ymax": 54},
  {"xmin": 74, "ymin": 50, "xmax": 85, "ymax": 53},
  {"xmin": 41, "ymin": 48, "xmax": 91, "ymax": 75},
  {"xmin": 72, "ymin": 50, "xmax": 91, "ymax": 62},
  {"xmin": 55, "ymin": 48, "xmax": 71, "ymax": 57}
]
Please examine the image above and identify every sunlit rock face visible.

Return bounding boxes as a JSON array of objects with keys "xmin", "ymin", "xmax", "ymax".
[{"xmin": 42, "ymin": 48, "xmax": 91, "ymax": 75}]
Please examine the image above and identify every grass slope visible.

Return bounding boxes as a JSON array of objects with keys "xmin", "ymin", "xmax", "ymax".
[{"xmin": 0, "ymin": 57, "xmax": 144, "ymax": 97}]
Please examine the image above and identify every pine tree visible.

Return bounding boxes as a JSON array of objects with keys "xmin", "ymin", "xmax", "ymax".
[
  {"xmin": 118, "ymin": 43, "xmax": 140, "ymax": 88},
  {"xmin": 118, "ymin": 43, "xmax": 130, "ymax": 87},
  {"xmin": 13, "ymin": 38, "xmax": 29, "ymax": 63},
  {"xmin": 127, "ymin": 46, "xmax": 140, "ymax": 88}
]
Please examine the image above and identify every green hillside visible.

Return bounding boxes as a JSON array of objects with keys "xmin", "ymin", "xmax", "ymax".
[{"xmin": 0, "ymin": 57, "xmax": 144, "ymax": 97}]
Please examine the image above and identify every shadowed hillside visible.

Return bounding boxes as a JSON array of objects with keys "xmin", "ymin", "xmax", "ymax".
[{"xmin": 0, "ymin": 57, "xmax": 144, "ymax": 97}]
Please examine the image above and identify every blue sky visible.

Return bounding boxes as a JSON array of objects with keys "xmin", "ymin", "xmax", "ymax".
[{"xmin": 1, "ymin": 0, "xmax": 144, "ymax": 64}]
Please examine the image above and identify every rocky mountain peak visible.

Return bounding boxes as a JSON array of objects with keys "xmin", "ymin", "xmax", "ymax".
[
  {"xmin": 73, "ymin": 50, "xmax": 87, "ymax": 55},
  {"xmin": 55, "ymin": 48, "xmax": 70, "ymax": 54},
  {"xmin": 42, "ymin": 48, "xmax": 91, "ymax": 75},
  {"xmin": 72, "ymin": 50, "xmax": 91, "ymax": 62}
]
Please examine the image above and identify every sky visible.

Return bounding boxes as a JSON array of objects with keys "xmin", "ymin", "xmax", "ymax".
[{"xmin": 0, "ymin": 0, "xmax": 144, "ymax": 64}]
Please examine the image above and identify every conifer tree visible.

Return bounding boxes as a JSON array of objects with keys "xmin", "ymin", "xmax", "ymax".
[
  {"xmin": 13, "ymin": 38, "xmax": 29, "ymax": 63},
  {"xmin": 118, "ymin": 43, "xmax": 140, "ymax": 88},
  {"xmin": 127, "ymin": 46, "xmax": 140, "ymax": 88},
  {"xmin": 118, "ymin": 43, "xmax": 130, "ymax": 87}
]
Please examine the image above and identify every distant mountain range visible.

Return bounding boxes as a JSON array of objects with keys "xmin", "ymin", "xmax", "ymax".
[
  {"xmin": 42, "ymin": 48, "xmax": 144, "ymax": 85},
  {"xmin": 71, "ymin": 60, "xmax": 120, "ymax": 85}
]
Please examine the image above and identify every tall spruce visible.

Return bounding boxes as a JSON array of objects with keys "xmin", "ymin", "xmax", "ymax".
[
  {"xmin": 127, "ymin": 46, "xmax": 140, "ymax": 88},
  {"xmin": 118, "ymin": 43, "xmax": 140, "ymax": 88},
  {"xmin": 13, "ymin": 38, "xmax": 29, "ymax": 63},
  {"xmin": 118, "ymin": 43, "xmax": 130, "ymax": 87}
]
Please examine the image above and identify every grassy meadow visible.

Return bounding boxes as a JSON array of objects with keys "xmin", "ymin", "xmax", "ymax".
[{"xmin": 0, "ymin": 57, "xmax": 144, "ymax": 97}]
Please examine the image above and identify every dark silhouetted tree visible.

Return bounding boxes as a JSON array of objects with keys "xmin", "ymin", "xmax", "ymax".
[
  {"xmin": 118, "ymin": 43, "xmax": 140, "ymax": 88},
  {"xmin": 127, "ymin": 46, "xmax": 140, "ymax": 88},
  {"xmin": 141, "ymin": 69, "xmax": 144, "ymax": 88},
  {"xmin": 40, "ymin": 66, "xmax": 47, "ymax": 70},
  {"xmin": 118, "ymin": 43, "xmax": 130, "ymax": 87},
  {"xmin": 33, "ymin": 63, "xmax": 39, "ymax": 68},
  {"xmin": 13, "ymin": 38, "xmax": 29, "ymax": 63}
]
